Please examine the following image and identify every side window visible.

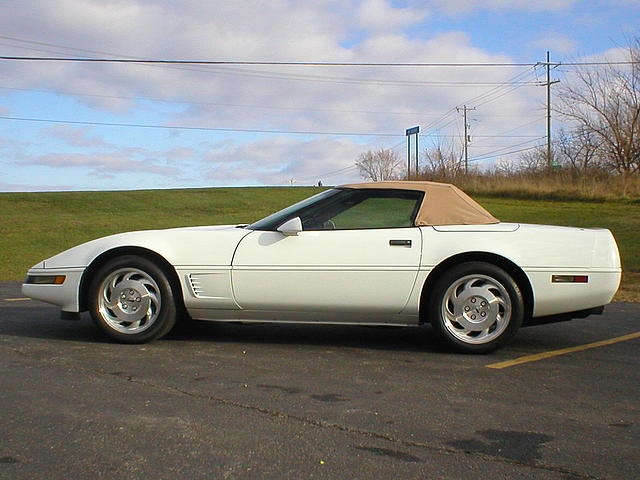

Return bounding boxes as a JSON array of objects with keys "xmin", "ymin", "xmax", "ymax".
[
  {"xmin": 331, "ymin": 196, "xmax": 418, "ymax": 229},
  {"xmin": 300, "ymin": 189, "xmax": 422, "ymax": 230}
]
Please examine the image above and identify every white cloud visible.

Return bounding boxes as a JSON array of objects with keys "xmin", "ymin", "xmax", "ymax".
[
  {"xmin": 432, "ymin": 0, "xmax": 577, "ymax": 15},
  {"xmin": 19, "ymin": 152, "xmax": 181, "ymax": 177},
  {"xmin": 577, "ymin": 46, "xmax": 631, "ymax": 63},
  {"xmin": 0, "ymin": 179, "xmax": 75, "ymax": 192},
  {"xmin": 530, "ymin": 32, "xmax": 577, "ymax": 55},
  {"xmin": 44, "ymin": 125, "xmax": 109, "ymax": 147},
  {"xmin": 356, "ymin": 0, "xmax": 428, "ymax": 32},
  {"xmin": 201, "ymin": 137, "xmax": 365, "ymax": 185}
]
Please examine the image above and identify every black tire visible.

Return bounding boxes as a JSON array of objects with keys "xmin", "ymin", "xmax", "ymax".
[
  {"xmin": 427, "ymin": 261, "xmax": 524, "ymax": 354},
  {"xmin": 88, "ymin": 255, "xmax": 177, "ymax": 344}
]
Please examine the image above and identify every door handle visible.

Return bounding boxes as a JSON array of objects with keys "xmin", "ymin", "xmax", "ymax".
[{"xmin": 389, "ymin": 239, "xmax": 412, "ymax": 247}]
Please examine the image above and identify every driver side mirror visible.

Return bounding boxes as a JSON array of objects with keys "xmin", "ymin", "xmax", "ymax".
[{"xmin": 277, "ymin": 217, "xmax": 303, "ymax": 236}]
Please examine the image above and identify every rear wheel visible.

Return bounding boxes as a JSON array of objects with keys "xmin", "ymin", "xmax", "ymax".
[
  {"xmin": 427, "ymin": 262, "xmax": 524, "ymax": 353},
  {"xmin": 88, "ymin": 255, "xmax": 177, "ymax": 343}
]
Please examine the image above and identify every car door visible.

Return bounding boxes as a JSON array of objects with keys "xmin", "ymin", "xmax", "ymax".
[{"xmin": 231, "ymin": 189, "xmax": 423, "ymax": 319}]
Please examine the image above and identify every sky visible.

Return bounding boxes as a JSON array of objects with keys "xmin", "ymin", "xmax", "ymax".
[{"xmin": 0, "ymin": 0, "xmax": 639, "ymax": 191}]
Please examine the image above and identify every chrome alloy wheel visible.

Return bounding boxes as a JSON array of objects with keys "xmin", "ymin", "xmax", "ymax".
[
  {"xmin": 441, "ymin": 274, "xmax": 512, "ymax": 345},
  {"xmin": 97, "ymin": 268, "xmax": 161, "ymax": 334}
]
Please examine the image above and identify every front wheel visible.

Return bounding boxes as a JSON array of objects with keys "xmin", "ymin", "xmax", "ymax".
[
  {"xmin": 427, "ymin": 262, "xmax": 524, "ymax": 353},
  {"xmin": 88, "ymin": 255, "xmax": 177, "ymax": 343}
]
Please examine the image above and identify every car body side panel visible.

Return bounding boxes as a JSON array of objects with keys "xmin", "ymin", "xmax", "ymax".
[
  {"xmin": 231, "ymin": 228, "xmax": 423, "ymax": 320},
  {"xmin": 416, "ymin": 224, "xmax": 621, "ymax": 318}
]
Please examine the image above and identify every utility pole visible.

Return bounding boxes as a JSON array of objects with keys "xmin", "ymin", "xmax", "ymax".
[
  {"xmin": 457, "ymin": 105, "xmax": 476, "ymax": 174},
  {"xmin": 543, "ymin": 51, "xmax": 560, "ymax": 170}
]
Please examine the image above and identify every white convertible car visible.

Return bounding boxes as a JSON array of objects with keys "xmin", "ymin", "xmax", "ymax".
[{"xmin": 23, "ymin": 181, "xmax": 621, "ymax": 353}]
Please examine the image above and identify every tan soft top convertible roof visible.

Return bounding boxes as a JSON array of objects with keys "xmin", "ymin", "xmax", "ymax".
[{"xmin": 340, "ymin": 181, "xmax": 499, "ymax": 226}]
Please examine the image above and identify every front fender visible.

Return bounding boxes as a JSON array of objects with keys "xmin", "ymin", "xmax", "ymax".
[{"xmin": 44, "ymin": 226, "xmax": 251, "ymax": 269}]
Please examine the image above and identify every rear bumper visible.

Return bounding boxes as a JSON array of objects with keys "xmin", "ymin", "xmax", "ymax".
[{"xmin": 526, "ymin": 269, "xmax": 621, "ymax": 317}]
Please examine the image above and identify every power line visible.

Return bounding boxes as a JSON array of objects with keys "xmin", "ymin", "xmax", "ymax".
[
  {"xmin": 553, "ymin": 61, "xmax": 640, "ymax": 66},
  {"xmin": 470, "ymin": 117, "xmax": 545, "ymax": 147},
  {"xmin": 3, "ymin": 56, "xmax": 637, "ymax": 66},
  {"xmin": 322, "ymin": 166, "xmax": 359, "ymax": 180},
  {"xmin": 422, "ymin": 62, "xmax": 552, "ymax": 165},
  {"xmin": 0, "ymin": 115, "xmax": 402, "ymax": 137},
  {"xmin": 0, "ymin": 46, "xmax": 543, "ymax": 89},
  {"xmin": 473, "ymin": 81, "xmax": 529, "ymax": 107},
  {"xmin": 419, "ymin": 67, "xmax": 538, "ymax": 134},
  {"xmin": 0, "ymin": 56, "xmax": 539, "ymax": 67},
  {"xmin": 457, "ymin": 68, "xmax": 539, "ymax": 111},
  {"xmin": 469, "ymin": 137, "xmax": 546, "ymax": 161},
  {"xmin": 0, "ymin": 115, "xmax": 545, "ymax": 138},
  {"xmin": 0, "ymin": 35, "xmax": 543, "ymax": 89},
  {"xmin": 471, "ymin": 129, "xmax": 591, "ymax": 162},
  {"xmin": 469, "ymin": 142, "xmax": 545, "ymax": 162},
  {"xmin": 0, "ymin": 35, "xmax": 543, "ymax": 87},
  {"xmin": 0, "ymin": 34, "xmax": 139, "ymax": 58},
  {"xmin": 416, "ymin": 67, "xmax": 540, "ymax": 166},
  {"xmin": 0, "ymin": 53, "xmax": 527, "ymax": 87},
  {"xmin": 407, "ymin": 77, "xmax": 543, "ymax": 161}
]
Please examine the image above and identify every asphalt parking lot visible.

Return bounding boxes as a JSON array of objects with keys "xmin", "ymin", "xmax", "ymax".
[{"xmin": 0, "ymin": 281, "xmax": 638, "ymax": 480}]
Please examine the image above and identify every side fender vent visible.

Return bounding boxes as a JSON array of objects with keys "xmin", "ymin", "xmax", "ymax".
[
  {"xmin": 187, "ymin": 272, "xmax": 229, "ymax": 299},
  {"xmin": 188, "ymin": 274, "xmax": 206, "ymax": 297}
]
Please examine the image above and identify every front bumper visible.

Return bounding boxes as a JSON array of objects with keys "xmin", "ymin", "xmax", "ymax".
[{"xmin": 22, "ymin": 267, "xmax": 84, "ymax": 313}]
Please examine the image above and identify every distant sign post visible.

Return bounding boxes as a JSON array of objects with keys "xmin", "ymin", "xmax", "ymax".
[{"xmin": 405, "ymin": 126, "xmax": 420, "ymax": 178}]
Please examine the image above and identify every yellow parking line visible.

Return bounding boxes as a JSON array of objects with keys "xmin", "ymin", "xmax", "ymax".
[
  {"xmin": 486, "ymin": 332, "xmax": 640, "ymax": 369},
  {"xmin": 3, "ymin": 298, "xmax": 31, "ymax": 302}
]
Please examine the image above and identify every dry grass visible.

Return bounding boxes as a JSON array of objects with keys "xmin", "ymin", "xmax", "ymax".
[
  {"xmin": 416, "ymin": 171, "xmax": 640, "ymax": 202},
  {"xmin": 616, "ymin": 272, "xmax": 640, "ymax": 303}
]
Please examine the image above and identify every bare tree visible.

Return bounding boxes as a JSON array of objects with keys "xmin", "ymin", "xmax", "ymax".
[
  {"xmin": 518, "ymin": 146, "xmax": 548, "ymax": 174},
  {"xmin": 555, "ymin": 128, "xmax": 603, "ymax": 175},
  {"xmin": 556, "ymin": 39, "xmax": 640, "ymax": 194},
  {"xmin": 493, "ymin": 158, "xmax": 519, "ymax": 176},
  {"xmin": 421, "ymin": 141, "xmax": 463, "ymax": 180},
  {"xmin": 355, "ymin": 148, "xmax": 401, "ymax": 181}
]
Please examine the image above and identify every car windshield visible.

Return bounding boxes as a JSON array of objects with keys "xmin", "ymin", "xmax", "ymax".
[{"xmin": 247, "ymin": 189, "xmax": 340, "ymax": 231}]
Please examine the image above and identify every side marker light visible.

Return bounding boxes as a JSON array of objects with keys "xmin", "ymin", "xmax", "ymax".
[{"xmin": 552, "ymin": 275, "xmax": 588, "ymax": 283}]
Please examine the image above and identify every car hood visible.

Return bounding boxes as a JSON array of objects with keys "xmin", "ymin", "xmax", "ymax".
[{"xmin": 40, "ymin": 225, "xmax": 252, "ymax": 269}]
